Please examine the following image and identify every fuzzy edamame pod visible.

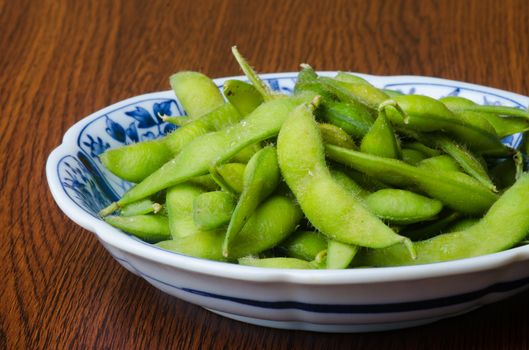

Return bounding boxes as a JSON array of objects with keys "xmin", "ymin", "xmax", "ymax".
[
  {"xmin": 356, "ymin": 173, "xmax": 529, "ymax": 266},
  {"xmin": 169, "ymin": 71, "xmax": 225, "ymax": 119},
  {"xmin": 417, "ymin": 155, "xmax": 461, "ymax": 172},
  {"xmin": 441, "ymin": 96, "xmax": 529, "ymax": 137},
  {"xmin": 401, "ymin": 149, "xmax": 427, "ymax": 165},
  {"xmin": 277, "ymin": 101, "xmax": 414, "ymax": 254},
  {"xmin": 104, "ymin": 215, "xmax": 170, "ymax": 243},
  {"xmin": 326, "ymin": 240, "xmax": 358, "ymax": 269},
  {"xmin": 238, "ymin": 257, "xmax": 314, "ymax": 269},
  {"xmin": 279, "ymin": 231, "xmax": 328, "ymax": 261},
  {"xmin": 120, "ymin": 198, "xmax": 160, "ymax": 217},
  {"xmin": 432, "ymin": 134, "xmax": 496, "ymax": 191},
  {"xmin": 157, "ymin": 195, "xmax": 302, "ymax": 261},
  {"xmin": 326, "ymin": 144, "xmax": 498, "ymax": 215},
  {"xmin": 193, "ymin": 191, "xmax": 236, "ymax": 230},
  {"xmin": 360, "ymin": 109, "xmax": 401, "ymax": 159},
  {"xmin": 382, "ymin": 95, "xmax": 509, "ymax": 155},
  {"xmin": 223, "ymin": 146, "xmax": 281, "ymax": 256},
  {"xmin": 223, "ymin": 79, "xmax": 264, "ymax": 116},
  {"xmin": 101, "ymin": 102, "xmax": 243, "ymax": 183},
  {"xmin": 318, "ymin": 123, "xmax": 356, "ymax": 149},
  {"xmin": 212, "ymin": 163, "xmax": 246, "ymax": 194},
  {"xmin": 365, "ymin": 189, "xmax": 443, "ymax": 224},
  {"xmin": 316, "ymin": 101, "xmax": 375, "ymax": 139},
  {"xmin": 334, "ymin": 72, "xmax": 391, "ymax": 110},
  {"xmin": 99, "ymin": 97, "xmax": 302, "ymax": 216},
  {"xmin": 166, "ymin": 183, "xmax": 213, "ymax": 238}
]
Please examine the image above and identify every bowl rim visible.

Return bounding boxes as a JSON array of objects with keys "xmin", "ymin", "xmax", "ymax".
[{"xmin": 46, "ymin": 71, "xmax": 529, "ymax": 285}]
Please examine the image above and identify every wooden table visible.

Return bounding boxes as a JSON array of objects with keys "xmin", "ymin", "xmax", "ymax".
[{"xmin": 3, "ymin": 0, "xmax": 529, "ymax": 348}]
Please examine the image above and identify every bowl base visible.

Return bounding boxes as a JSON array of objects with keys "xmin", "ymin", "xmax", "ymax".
[{"xmin": 205, "ymin": 308, "xmax": 448, "ymax": 333}]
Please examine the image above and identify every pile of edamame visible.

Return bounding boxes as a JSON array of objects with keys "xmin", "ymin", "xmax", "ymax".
[{"xmin": 99, "ymin": 47, "xmax": 529, "ymax": 268}]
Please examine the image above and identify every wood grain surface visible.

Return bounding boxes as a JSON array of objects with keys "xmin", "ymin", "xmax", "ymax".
[{"xmin": 2, "ymin": 0, "xmax": 529, "ymax": 348}]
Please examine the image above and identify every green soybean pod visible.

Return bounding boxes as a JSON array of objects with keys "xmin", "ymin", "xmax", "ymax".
[
  {"xmin": 365, "ymin": 189, "xmax": 443, "ymax": 224},
  {"xmin": 213, "ymin": 163, "xmax": 246, "ymax": 194},
  {"xmin": 326, "ymin": 240, "xmax": 358, "ymax": 269},
  {"xmin": 401, "ymin": 148, "xmax": 427, "ymax": 165},
  {"xmin": 402, "ymin": 211, "xmax": 462, "ymax": 241},
  {"xmin": 440, "ymin": 96, "xmax": 521, "ymax": 136},
  {"xmin": 223, "ymin": 79, "xmax": 264, "ymax": 116},
  {"xmin": 157, "ymin": 195, "xmax": 302, "ymax": 261},
  {"xmin": 334, "ymin": 72, "xmax": 391, "ymax": 109},
  {"xmin": 193, "ymin": 191, "xmax": 236, "ymax": 230},
  {"xmin": 356, "ymin": 173, "xmax": 529, "ymax": 266},
  {"xmin": 319, "ymin": 123, "xmax": 356, "ymax": 149},
  {"xmin": 104, "ymin": 215, "xmax": 170, "ymax": 243},
  {"xmin": 404, "ymin": 142, "xmax": 440, "ymax": 157},
  {"xmin": 317, "ymin": 101, "xmax": 375, "ymax": 139},
  {"xmin": 238, "ymin": 257, "xmax": 314, "ymax": 269},
  {"xmin": 99, "ymin": 97, "xmax": 302, "ymax": 216},
  {"xmin": 166, "ymin": 183, "xmax": 207, "ymax": 238},
  {"xmin": 326, "ymin": 144, "xmax": 498, "ymax": 215},
  {"xmin": 433, "ymin": 134, "xmax": 496, "ymax": 191},
  {"xmin": 383, "ymin": 95, "xmax": 509, "ymax": 155},
  {"xmin": 417, "ymin": 155, "xmax": 461, "ymax": 172},
  {"xmin": 277, "ymin": 101, "xmax": 414, "ymax": 253},
  {"xmin": 445, "ymin": 217, "xmax": 479, "ymax": 232},
  {"xmin": 279, "ymin": 231, "xmax": 328, "ymax": 261},
  {"xmin": 101, "ymin": 102, "xmax": 242, "ymax": 183},
  {"xmin": 330, "ymin": 169, "xmax": 370, "ymax": 198},
  {"xmin": 169, "ymin": 71, "xmax": 225, "ymax": 119},
  {"xmin": 100, "ymin": 141, "xmax": 173, "ymax": 183},
  {"xmin": 223, "ymin": 146, "xmax": 281, "ymax": 256},
  {"xmin": 360, "ymin": 110, "xmax": 401, "ymax": 159},
  {"xmin": 120, "ymin": 198, "xmax": 159, "ymax": 217}
]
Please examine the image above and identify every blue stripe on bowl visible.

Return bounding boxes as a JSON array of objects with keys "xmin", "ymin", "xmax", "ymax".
[{"xmin": 113, "ymin": 256, "xmax": 529, "ymax": 314}]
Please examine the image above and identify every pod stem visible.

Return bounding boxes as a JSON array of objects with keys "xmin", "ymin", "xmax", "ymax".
[
  {"xmin": 231, "ymin": 46, "xmax": 275, "ymax": 102},
  {"xmin": 403, "ymin": 238, "xmax": 417, "ymax": 260},
  {"xmin": 379, "ymin": 99, "xmax": 409, "ymax": 124},
  {"xmin": 99, "ymin": 202, "xmax": 120, "ymax": 217}
]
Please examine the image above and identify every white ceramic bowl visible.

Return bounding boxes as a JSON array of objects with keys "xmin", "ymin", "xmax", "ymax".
[{"xmin": 46, "ymin": 72, "xmax": 529, "ymax": 332}]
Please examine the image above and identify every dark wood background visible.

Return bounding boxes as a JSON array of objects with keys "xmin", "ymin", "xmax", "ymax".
[{"xmin": 3, "ymin": 0, "xmax": 529, "ymax": 348}]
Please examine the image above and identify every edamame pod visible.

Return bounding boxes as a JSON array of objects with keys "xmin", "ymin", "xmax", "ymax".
[
  {"xmin": 316, "ymin": 101, "xmax": 374, "ymax": 139},
  {"xmin": 223, "ymin": 146, "xmax": 281, "ymax": 256},
  {"xmin": 212, "ymin": 163, "xmax": 246, "ymax": 194},
  {"xmin": 326, "ymin": 240, "xmax": 358, "ymax": 269},
  {"xmin": 433, "ymin": 135, "xmax": 496, "ymax": 191},
  {"xmin": 238, "ymin": 257, "xmax": 314, "ymax": 269},
  {"xmin": 401, "ymin": 149, "xmax": 427, "ymax": 165},
  {"xmin": 104, "ymin": 215, "xmax": 170, "ymax": 243},
  {"xmin": 166, "ymin": 184, "xmax": 210, "ymax": 238},
  {"xmin": 101, "ymin": 102, "xmax": 243, "ymax": 182},
  {"xmin": 277, "ymin": 102, "xmax": 414, "ymax": 253},
  {"xmin": 356, "ymin": 173, "xmax": 529, "ymax": 266},
  {"xmin": 334, "ymin": 72, "xmax": 391, "ymax": 110},
  {"xmin": 417, "ymin": 155, "xmax": 461, "ymax": 172},
  {"xmin": 120, "ymin": 198, "xmax": 159, "ymax": 216},
  {"xmin": 279, "ymin": 231, "xmax": 328, "ymax": 261},
  {"xmin": 100, "ymin": 97, "xmax": 302, "ymax": 215},
  {"xmin": 365, "ymin": 189, "xmax": 443, "ymax": 224},
  {"xmin": 157, "ymin": 195, "xmax": 302, "ymax": 260},
  {"xmin": 360, "ymin": 110, "xmax": 401, "ymax": 159},
  {"xmin": 326, "ymin": 144, "xmax": 498, "ymax": 215},
  {"xmin": 193, "ymin": 191, "xmax": 236, "ymax": 230},
  {"xmin": 169, "ymin": 71, "xmax": 225, "ymax": 119},
  {"xmin": 319, "ymin": 123, "xmax": 356, "ymax": 149},
  {"xmin": 223, "ymin": 79, "xmax": 264, "ymax": 116}
]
